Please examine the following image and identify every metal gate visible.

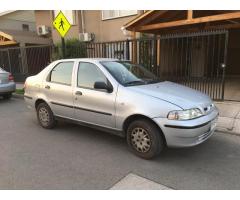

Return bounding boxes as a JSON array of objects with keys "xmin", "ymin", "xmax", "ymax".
[
  {"xmin": 136, "ymin": 30, "xmax": 229, "ymax": 100},
  {"xmin": 0, "ymin": 45, "xmax": 52, "ymax": 82},
  {"xmin": 0, "ymin": 31, "xmax": 228, "ymax": 100}
]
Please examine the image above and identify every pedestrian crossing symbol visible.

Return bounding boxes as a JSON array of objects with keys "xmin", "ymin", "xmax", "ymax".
[{"xmin": 53, "ymin": 11, "xmax": 71, "ymax": 38}]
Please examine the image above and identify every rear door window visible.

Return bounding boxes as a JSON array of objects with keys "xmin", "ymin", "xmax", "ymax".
[{"xmin": 50, "ymin": 62, "xmax": 74, "ymax": 85}]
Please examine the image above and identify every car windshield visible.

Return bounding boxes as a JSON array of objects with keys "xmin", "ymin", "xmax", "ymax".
[{"xmin": 100, "ymin": 61, "xmax": 161, "ymax": 86}]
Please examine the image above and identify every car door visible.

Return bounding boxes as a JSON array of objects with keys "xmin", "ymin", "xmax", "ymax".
[
  {"xmin": 43, "ymin": 61, "xmax": 75, "ymax": 119},
  {"xmin": 73, "ymin": 62, "xmax": 116, "ymax": 129}
]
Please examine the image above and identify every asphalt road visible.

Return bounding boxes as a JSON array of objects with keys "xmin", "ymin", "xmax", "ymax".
[{"xmin": 1, "ymin": 97, "xmax": 240, "ymax": 189}]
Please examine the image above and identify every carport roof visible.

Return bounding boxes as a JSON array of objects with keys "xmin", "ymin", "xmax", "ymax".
[
  {"xmin": 123, "ymin": 10, "xmax": 240, "ymax": 34},
  {"xmin": 0, "ymin": 29, "xmax": 52, "ymax": 46}
]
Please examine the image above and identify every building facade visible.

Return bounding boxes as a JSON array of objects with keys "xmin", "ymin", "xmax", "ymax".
[
  {"xmin": 35, "ymin": 10, "xmax": 143, "ymax": 44},
  {"xmin": 0, "ymin": 10, "xmax": 52, "ymax": 47}
]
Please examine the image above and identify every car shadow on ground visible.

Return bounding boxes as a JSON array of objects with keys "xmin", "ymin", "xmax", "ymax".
[{"xmin": 50, "ymin": 120, "xmax": 240, "ymax": 163}]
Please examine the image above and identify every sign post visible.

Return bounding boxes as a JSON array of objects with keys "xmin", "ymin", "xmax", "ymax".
[
  {"xmin": 61, "ymin": 37, "xmax": 66, "ymax": 58},
  {"xmin": 53, "ymin": 11, "xmax": 72, "ymax": 59}
]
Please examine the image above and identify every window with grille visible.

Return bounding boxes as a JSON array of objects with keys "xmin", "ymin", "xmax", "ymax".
[{"xmin": 102, "ymin": 10, "xmax": 137, "ymax": 20}]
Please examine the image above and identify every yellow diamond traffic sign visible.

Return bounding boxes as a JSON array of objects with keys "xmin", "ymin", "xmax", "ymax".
[{"xmin": 53, "ymin": 11, "xmax": 71, "ymax": 38}]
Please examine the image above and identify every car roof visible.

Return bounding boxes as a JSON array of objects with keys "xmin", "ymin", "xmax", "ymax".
[{"xmin": 56, "ymin": 58, "xmax": 119, "ymax": 62}]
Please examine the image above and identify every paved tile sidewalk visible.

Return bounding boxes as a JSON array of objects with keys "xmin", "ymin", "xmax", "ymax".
[{"xmin": 215, "ymin": 101, "xmax": 240, "ymax": 135}]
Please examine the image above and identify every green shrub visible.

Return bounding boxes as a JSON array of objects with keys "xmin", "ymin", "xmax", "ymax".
[
  {"xmin": 15, "ymin": 88, "xmax": 24, "ymax": 95},
  {"xmin": 53, "ymin": 38, "xmax": 87, "ymax": 60}
]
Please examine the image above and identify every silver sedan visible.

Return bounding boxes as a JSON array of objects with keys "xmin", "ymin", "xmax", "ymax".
[
  {"xmin": 24, "ymin": 59, "xmax": 218, "ymax": 159},
  {"xmin": 0, "ymin": 67, "xmax": 16, "ymax": 99}
]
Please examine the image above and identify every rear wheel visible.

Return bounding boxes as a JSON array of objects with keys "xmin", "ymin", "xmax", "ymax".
[
  {"xmin": 37, "ymin": 102, "xmax": 56, "ymax": 129},
  {"xmin": 126, "ymin": 119, "xmax": 164, "ymax": 159},
  {"xmin": 2, "ymin": 93, "xmax": 12, "ymax": 99}
]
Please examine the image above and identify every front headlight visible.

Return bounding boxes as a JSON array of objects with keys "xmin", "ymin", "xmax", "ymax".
[{"xmin": 168, "ymin": 108, "xmax": 203, "ymax": 120}]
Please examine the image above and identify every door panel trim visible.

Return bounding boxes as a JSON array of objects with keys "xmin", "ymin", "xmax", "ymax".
[
  {"xmin": 74, "ymin": 106, "xmax": 112, "ymax": 116},
  {"xmin": 50, "ymin": 101, "xmax": 112, "ymax": 116},
  {"xmin": 51, "ymin": 101, "xmax": 74, "ymax": 109}
]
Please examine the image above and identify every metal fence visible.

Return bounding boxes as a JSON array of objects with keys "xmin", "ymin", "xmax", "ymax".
[
  {"xmin": 82, "ymin": 30, "xmax": 228, "ymax": 100},
  {"xmin": 0, "ymin": 45, "xmax": 52, "ymax": 81},
  {"xmin": 0, "ymin": 29, "xmax": 228, "ymax": 100}
]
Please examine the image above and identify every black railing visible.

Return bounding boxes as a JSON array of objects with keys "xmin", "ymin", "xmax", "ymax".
[
  {"xmin": 0, "ymin": 45, "xmax": 52, "ymax": 81},
  {"xmin": 0, "ymin": 30, "xmax": 228, "ymax": 100}
]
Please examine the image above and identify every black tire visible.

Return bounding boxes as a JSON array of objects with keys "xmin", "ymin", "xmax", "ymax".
[
  {"xmin": 126, "ymin": 119, "xmax": 165, "ymax": 159},
  {"xmin": 2, "ymin": 93, "xmax": 12, "ymax": 99},
  {"xmin": 36, "ymin": 102, "xmax": 56, "ymax": 129}
]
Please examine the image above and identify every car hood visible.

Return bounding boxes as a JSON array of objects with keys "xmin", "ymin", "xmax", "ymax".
[{"xmin": 129, "ymin": 81, "xmax": 212, "ymax": 110}]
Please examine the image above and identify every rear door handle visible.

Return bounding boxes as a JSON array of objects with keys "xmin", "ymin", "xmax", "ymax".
[
  {"xmin": 45, "ymin": 85, "xmax": 50, "ymax": 89},
  {"xmin": 75, "ymin": 91, "xmax": 82, "ymax": 96}
]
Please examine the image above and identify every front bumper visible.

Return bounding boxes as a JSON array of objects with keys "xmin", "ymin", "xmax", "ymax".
[
  {"xmin": 153, "ymin": 108, "xmax": 219, "ymax": 147},
  {"xmin": 0, "ymin": 82, "xmax": 16, "ymax": 94}
]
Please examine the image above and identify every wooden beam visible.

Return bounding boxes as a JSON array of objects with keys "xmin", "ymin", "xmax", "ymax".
[
  {"xmin": 151, "ymin": 22, "xmax": 240, "ymax": 35},
  {"xmin": 136, "ymin": 11, "xmax": 168, "ymax": 26},
  {"xmin": 0, "ymin": 40, "xmax": 17, "ymax": 46},
  {"xmin": 136, "ymin": 12, "xmax": 240, "ymax": 31},
  {"xmin": 131, "ymin": 31, "xmax": 137, "ymax": 63},
  {"xmin": 0, "ymin": 31, "xmax": 14, "ymax": 41},
  {"xmin": 157, "ymin": 39, "xmax": 160, "ymax": 66},
  {"xmin": 124, "ymin": 10, "xmax": 155, "ymax": 29},
  {"xmin": 187, "ymin": 10, "xmax": 193, "ymax": 20},
  {"xmin": 205, "ymin": 22, "xmax": 240, "ymax": 30}
]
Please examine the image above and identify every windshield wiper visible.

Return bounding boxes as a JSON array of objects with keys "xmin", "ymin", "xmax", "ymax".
[{"xmin": 124, "ymin": 80, "xmax": 145, "ymax": 86}]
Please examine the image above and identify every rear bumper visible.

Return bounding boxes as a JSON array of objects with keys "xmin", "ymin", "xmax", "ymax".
[
  {"xmin": 153, "ymin": 108, "xmax": 219, "ymax": 147},
  {"xmin": 0, "ymin": 82, "xmax": 16, "ymax": 94}
]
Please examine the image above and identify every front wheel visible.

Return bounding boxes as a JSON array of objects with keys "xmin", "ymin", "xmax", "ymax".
[
  {"xmin": 36, "ymin": 102, "xmax": 56, "ymax": 129},
  {"xmin": 126, "ymin": 119, "xmax": 165, "ymax": 159}
]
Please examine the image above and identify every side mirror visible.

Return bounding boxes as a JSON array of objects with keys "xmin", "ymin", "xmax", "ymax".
[{"xmin": 94, "ymin": 81, "xmax": 113, "ymax": 93}]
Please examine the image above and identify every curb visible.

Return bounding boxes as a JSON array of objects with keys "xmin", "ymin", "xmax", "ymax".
[{"xmin": 12, "ymin": 93, "xmax": 24, "ymax": 100}]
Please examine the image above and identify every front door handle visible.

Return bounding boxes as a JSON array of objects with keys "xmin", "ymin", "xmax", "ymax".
[
  {"xmin": 45, "ymin": 85, "xmax": 50, "ymax": 89},
  {"xmin": 75, "ymin": 91, "xmax": 82, "ymax": 96}
]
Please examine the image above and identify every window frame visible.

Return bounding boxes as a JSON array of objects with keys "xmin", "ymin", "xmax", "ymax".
[
  {"xmin": 47, "ymin": 61, "xmax": 74, "ymax": 86},
  {"xmin": 22, "ymin": 24, "xmax": 29, "ymax": 31},
  {"xmin": 76, "ymin": 62, "xmax": 113, "ymax": 92},
  {"xmin": 101, "ymin": 10, "xmax": 138, "ymax": 21}
]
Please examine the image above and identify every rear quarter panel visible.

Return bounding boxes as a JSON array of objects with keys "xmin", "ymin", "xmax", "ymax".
[{"xmin": 24, "ymin": 63, "xmax": 54, "ymax": 108}]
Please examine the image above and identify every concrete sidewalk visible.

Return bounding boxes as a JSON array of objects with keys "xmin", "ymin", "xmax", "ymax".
[
  {"xmin": 16, "ymin": 83, "xmax": 24, "ymax": 89},
  {"xmin": 110, "ymin": 173, "xmax": 172, "ymax": 190},
  {"xmin": 215, "ymin": 101, "xmax": 240, "ymax": 135}
]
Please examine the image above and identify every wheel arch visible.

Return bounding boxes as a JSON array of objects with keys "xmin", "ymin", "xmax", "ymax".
[
  {"xmin": 35, "ymin": 98, "xmax": 48, "ymax": 110},
  {"xmin": 123, "ymin": 114, "xmax": 167, "ymax": 145}
]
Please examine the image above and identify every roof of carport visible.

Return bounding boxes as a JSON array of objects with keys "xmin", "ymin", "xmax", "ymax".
[
  {"xmin": 123, "ymin": 10, "xmax": 240, "ymax": 34},
  {"xmin": 0, "ymin": 29, "xmax": 52, "ymax": 46}
]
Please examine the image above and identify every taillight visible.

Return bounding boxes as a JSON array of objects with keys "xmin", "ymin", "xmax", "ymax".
[{"xmin": 8, "ymin": 74, "xmax": 14, "ymax": 82}]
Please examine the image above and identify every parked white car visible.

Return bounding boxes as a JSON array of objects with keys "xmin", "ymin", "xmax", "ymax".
[
  {"xmin": 0, "ymin": 67, "xmax": 16, "ymax": 99},
  {"xmin": 24, "ymin": 58, "xmax": 218, "ymax": 159}
]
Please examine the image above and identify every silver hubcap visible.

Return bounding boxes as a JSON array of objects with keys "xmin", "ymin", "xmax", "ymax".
[
  {"xmin": 131, "ymin": 127, "xmax": 151, "ymax": 153},
  {"xmin": 38, "ymin": 107, "xmax": 50, "ymax": 125}
]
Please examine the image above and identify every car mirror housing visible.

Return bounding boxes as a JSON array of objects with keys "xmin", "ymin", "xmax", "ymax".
[{"xmin": 94, "ymin": 81, "xmax": 113, "ymax": 93}]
